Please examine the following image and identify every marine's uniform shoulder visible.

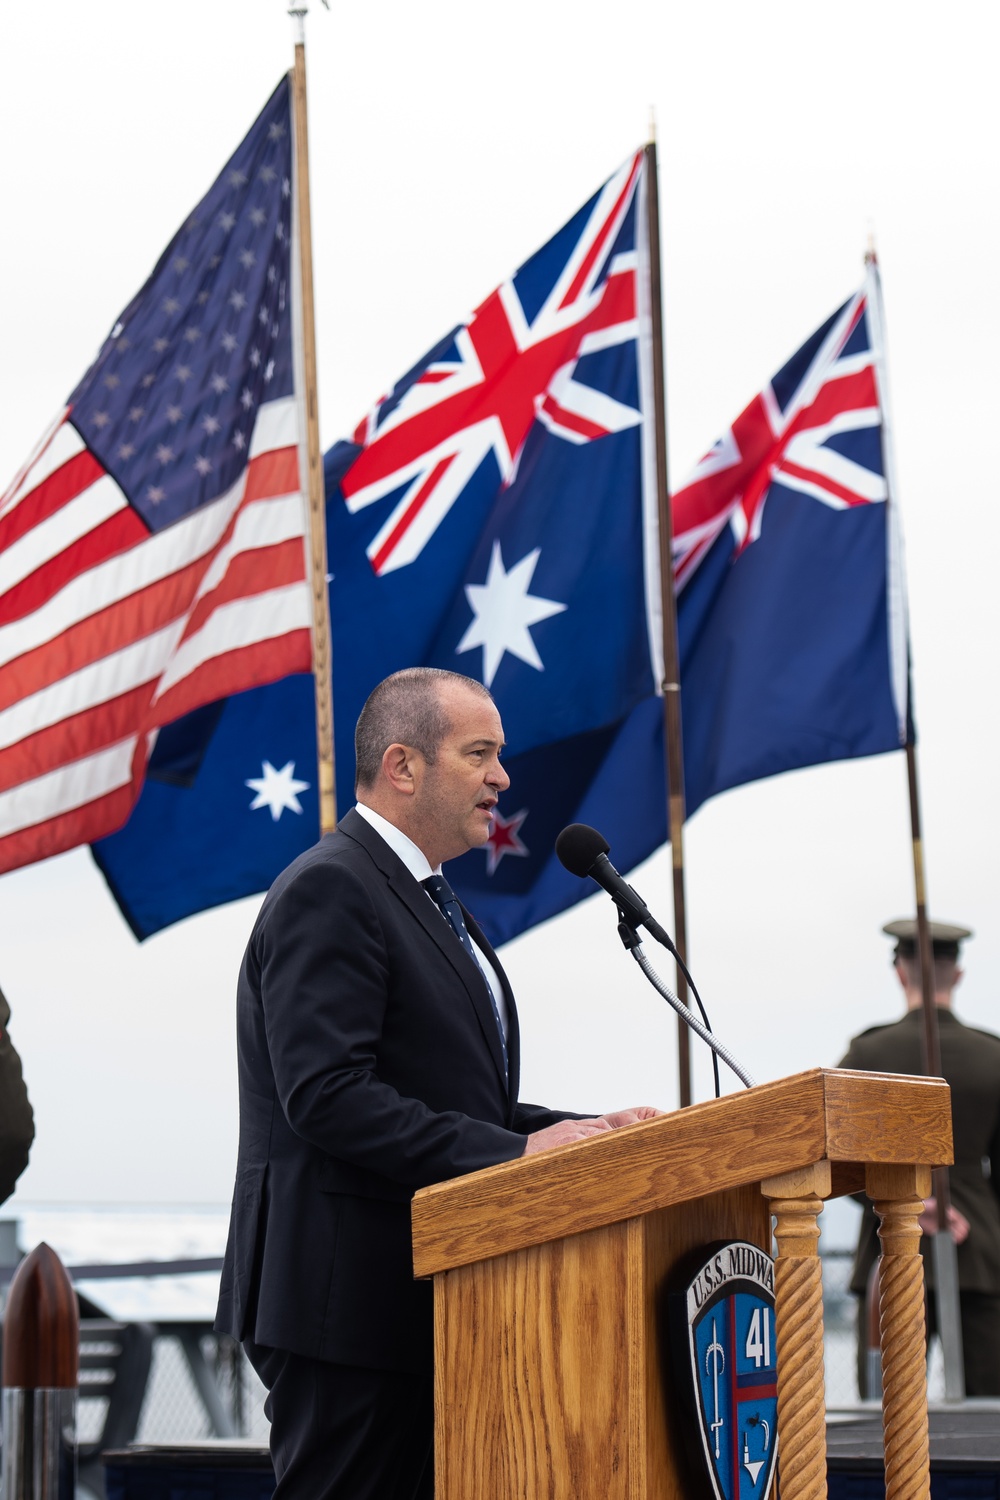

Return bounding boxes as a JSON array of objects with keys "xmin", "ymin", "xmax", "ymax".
[
  {"xmin": 838, "ymin": 1014, "xmax": 913, "ymax": 1071},
  {"xmin": 951, "ymin": 1017, "xmax": 1000, "ymax": 1050},
  {"xmin": 851, "ymin": 1020, "xmax": 901, "ymax": 1042},
  {"xmin": 843, "ymin": 1016, "xmax": 908, "ymax": 1052}
]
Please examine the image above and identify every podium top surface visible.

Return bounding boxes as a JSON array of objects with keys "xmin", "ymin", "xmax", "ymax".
[{"xmin": 411, "ymin": 1067, "xmax": 952, "ymax": 1278}]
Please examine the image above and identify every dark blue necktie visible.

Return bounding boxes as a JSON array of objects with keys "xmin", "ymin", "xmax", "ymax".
[{"xmin": 422, "ymin": 874, "xmax": 508, "ymax": 1078}]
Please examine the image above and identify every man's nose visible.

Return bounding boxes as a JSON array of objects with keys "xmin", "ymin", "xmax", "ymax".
[{"xmin": 488, "ymin": 758, "xmax": 510, "ymax": 791}]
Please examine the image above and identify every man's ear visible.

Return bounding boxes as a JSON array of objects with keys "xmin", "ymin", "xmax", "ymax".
[{"xmin": 381, "ymin": 742, "xmax": 419, "ymax": 796}]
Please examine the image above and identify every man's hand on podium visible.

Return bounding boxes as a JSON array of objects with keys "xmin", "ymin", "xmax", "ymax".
[
  {"xmin": 600, "ymin": 1106, "xmax": 663, "ymax": 1127},
  {"xmin": 523, "ymin": 1106, "xmax": 662, "ymax": 1156}
]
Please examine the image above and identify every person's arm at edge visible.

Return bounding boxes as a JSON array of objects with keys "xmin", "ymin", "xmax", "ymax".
[{"xmin": 0, "ymin": 990, "xmax": 34, "ymax": 1205}]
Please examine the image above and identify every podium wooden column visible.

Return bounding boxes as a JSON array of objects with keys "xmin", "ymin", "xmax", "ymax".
[{"xmin": 411, "ymin": 1068, "xmax": 951, "ymax": 1500}]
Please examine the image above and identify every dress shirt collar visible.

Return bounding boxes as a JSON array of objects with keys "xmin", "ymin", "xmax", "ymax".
[{"xmin": 354, "ymin": 802, "xmax": 439, "ymax": 883}]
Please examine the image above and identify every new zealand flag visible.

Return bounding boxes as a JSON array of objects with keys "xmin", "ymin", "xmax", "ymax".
[
  {"xmin": 93, "ymin": 175, "xmax": 906, "ymax": 942},
  {"xmin": 673, "ymin": 265, "xmax": 909, "ymax": 816}
]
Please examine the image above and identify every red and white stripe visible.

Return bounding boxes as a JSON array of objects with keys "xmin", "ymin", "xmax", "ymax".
[{"xmin": 0, "ymin": 395, "xmax": 311, "ymax": 872}]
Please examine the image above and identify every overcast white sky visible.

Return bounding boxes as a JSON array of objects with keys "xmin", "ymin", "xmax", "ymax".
[{"xmin": 1, "ymin": 0, "xmax": 998, "ymax": 1208}]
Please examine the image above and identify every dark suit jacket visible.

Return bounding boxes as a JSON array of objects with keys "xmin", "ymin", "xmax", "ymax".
[
  {"xmin": 215, "ymin": 809, "xmax": 572, "ymax": 1373},
  {"xmin": 839, "ymin": 1007, "xmax": 1000, "ymax": 1295}
]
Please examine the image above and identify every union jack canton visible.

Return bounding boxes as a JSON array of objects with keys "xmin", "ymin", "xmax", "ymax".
[{"xmin": 342, "ymin": 152, "xmax": 647, "ymax": 578}]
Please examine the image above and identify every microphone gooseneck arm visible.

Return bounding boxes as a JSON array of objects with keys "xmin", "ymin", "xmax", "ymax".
[
  {"xmin": 554, "ymin": 822, "xmax": 754, "ymax": 1095},
  {"xmin": 617, "ymin": 923, "xmax": 756, "ymax": 1090}
]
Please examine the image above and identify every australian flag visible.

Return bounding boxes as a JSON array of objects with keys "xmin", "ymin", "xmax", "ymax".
[{"xmin": 93, "ymin": 165, "xmax": 906, "ymax": 942}]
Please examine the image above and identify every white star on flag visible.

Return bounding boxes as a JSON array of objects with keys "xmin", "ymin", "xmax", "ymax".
[
  {"xmin": 457, "ymin": 541, "xmax": 566, "ymax": 687},
  {"xmin": 246, "ymin": 761, "xmax": 310, "ymax": 821}
]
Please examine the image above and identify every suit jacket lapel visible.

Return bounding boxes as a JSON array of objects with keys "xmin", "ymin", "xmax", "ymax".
[{"xmin": 339, "ymin": 811, "xmax": 510, "ymax": 1094}]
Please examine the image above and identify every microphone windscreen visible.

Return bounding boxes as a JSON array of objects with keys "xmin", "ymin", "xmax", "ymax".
[{"xmin": 555, "ymin": 823, "xmax": 610, "ymax": 877}]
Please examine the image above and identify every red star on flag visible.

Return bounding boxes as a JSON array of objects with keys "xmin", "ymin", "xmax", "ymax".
[{"xmin": 484, "ymin": 807, "xmax": 530, "ymax": 875}]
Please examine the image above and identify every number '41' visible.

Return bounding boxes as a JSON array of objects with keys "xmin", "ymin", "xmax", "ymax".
[{"xmin": 745, "ymin": 1307, "xmax": 772, "ymax": 1367}]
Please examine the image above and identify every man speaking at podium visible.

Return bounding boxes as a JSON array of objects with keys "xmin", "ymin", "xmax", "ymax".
[{"xmin": 216, "ymin": 667, "xmax": 655, "ymax": 1500}]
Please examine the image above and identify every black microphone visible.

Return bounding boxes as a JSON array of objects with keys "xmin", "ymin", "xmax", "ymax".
[{"xmin": 554, "ymin": 823, "xmax": 674, "ymax": 949}]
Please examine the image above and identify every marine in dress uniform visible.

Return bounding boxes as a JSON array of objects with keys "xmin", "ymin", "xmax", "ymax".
[{"xmin": 839, "ymin": 919, "xmax": 1000, "ymax": 1396}]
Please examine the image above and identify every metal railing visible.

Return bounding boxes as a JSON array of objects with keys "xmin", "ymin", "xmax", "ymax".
[{"xmin": 3, "ymin": 1247, "xmax": 946, "ymax": 1452}]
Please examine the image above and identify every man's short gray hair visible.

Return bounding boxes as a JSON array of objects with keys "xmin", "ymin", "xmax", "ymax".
[{"xmin": 354, "ymin": 668, "xmax": 494, "ymax": 791}]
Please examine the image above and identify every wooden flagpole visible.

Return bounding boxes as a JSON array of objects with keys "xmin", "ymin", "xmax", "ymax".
[
  {"xmin": 905, "ymin": 736, "xmax": 965, "ymax": 1398},
  {"xmin": 867, "ymin": 247, "xmax": 946, "ymax": 1147},
  {"xmin": 905, "ymin": 743, "xmax": 943, "ymax": 1080},
  {"xmin": 644, "ymin": 132, "xmax": 693, "ymax": 1108},
  {"xmin": 867, "ymin": 246, "xmax": 964, "ymax": 1397},
  {"xmin": 290, "ymin": 3, "xmax": 336, "ymax": 835}
]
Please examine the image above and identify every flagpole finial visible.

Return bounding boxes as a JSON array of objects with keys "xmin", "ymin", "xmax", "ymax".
[
  {"xmin": 648, "ymin": 106, "xmax": 657, "ymax": 145},
  {"xmin": 288, "ymin": 0, "xmax": 329, "ymax": 45},
  {"xmin": 865, "ymin": 223, "xmax": 878, "ymax": 268}
]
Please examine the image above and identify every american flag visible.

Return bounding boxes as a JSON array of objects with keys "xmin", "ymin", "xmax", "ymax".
[{"xmin": 0, "ymin": 77, "xmax": 312, "ymax": 874}]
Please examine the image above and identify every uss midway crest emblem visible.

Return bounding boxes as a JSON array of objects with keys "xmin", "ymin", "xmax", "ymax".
[{"xmin": 669, "ymin": 1241, "xmax": 778, "ymax": 1500}]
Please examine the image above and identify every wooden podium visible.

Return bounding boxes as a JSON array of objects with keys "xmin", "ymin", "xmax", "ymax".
[{"xmin": 411, "ymin": 1068, "xmax": 952, "ymax": 1500}]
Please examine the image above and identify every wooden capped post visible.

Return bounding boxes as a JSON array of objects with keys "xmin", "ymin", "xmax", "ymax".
[
  {"xmin": 2, "ymin": 1242, "xmax": 79, "ymax": 1500},
  {"xmin": 869, "ymin": 1164, "xmax": 933, "ymax": 1500},
  {"xmin": 761, "ymin": 1162, "xmax": 832, "ymax": 1500}
]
